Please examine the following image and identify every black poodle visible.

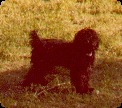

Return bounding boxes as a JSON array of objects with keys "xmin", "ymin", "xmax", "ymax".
[{"xmin": 22, "ymin": 28, "xmax": 99, "ymax": 94}]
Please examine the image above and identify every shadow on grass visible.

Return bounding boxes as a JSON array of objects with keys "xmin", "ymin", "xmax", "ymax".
[
  {"xmin": 0, "ymin": 57, "xmax": 122, "ymax": 95},
  {"xmin": 91, "ymin": 57, "xmax": 122, "ymax": 90},
  {"xmin": 0, "ymin": 66, "xmax": 29, "ymax": 95}
]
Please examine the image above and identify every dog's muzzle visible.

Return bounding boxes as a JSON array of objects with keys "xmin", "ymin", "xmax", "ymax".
[{"xmin": 86, "ymin": 52, "xmax": 92, "ymax": 57}]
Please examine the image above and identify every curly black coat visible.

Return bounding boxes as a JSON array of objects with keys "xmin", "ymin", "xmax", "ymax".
[{"xmin": 23, "ymin": 28, "xmax": 99, "ymax": 94}]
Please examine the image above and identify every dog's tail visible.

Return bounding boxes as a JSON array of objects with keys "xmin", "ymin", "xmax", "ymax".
[{"xmin": 30, "ymin": 30, "xmax": 42, "ymax": 47}]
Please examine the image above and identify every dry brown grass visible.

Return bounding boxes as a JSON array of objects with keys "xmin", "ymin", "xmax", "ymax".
[{"xmin": 0, "ymin": 0, "xmax": 122, "ymax": 107}]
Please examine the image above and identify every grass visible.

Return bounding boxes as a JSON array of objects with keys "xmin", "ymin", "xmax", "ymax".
[{"xmin": 0, "ymin": 0, "xmax": 122, "ymax": 107}]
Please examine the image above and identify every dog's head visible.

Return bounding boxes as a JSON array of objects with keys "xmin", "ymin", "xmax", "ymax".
[{"xmin": 73, "ymin": 28, "xmax": 99, "ymax": 51}]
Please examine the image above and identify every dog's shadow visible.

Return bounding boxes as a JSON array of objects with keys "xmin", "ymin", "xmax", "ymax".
[
  {"xmin": 0, "ymin": 66, "xmax": 29, "ymax": 94},
  {"xmin": 0, "ymin": 57, "xmax": 122, "ymax": 95},
  {"xmin": 91, "ymin": 57, "xmax": 122, "ymax": 88},
  {"xmin": 0, "ymin": 65, "xmax": 70, "ymax": 94}
]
